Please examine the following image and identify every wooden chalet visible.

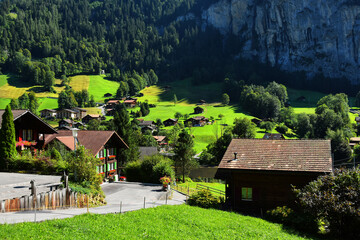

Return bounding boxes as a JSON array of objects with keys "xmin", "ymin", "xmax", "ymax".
[
  {"xmin": 194, "ymin": 106, "xmax": 204, "ymax": 114},
  {"xmin": 153, "ymin": 136, "xmax": 167, "ymax": 146},
  {"xmin": 72, "ymin": 107, "xmax": 87, "ymax": 119},
  {"xmin": 58, "ymin": 119, "xmax": 73, "ymax": 129},
  {"xmin": 163, "ymin": 118, "xmax": 178, "ymax": 127},
  {"xmin": 45, "ymin": 130, "xmax": 128, "ymax": 180},
  {"xmin": 216, "ymin": 139, "xmax": 332, "ymax": 213},
  {"xmin": 0, "ymin": 109, "xmax": 57, "ymax": 151},
  {"xmin": 184, "ymin": 116, "xmax": 208, "ymax": 127},
  {"xmin": 106, "ymin": 100, "xmax": 120, "ymax": 109},
  {"xmin": 40, "ymin": 109, "xmax": 57, "ymax": 119},
  {"xmin": 57, "ymin": 109, "xmax": 77, "ymax": 119},
  {"xmin": 262, "ymin": 133, "xmax": 285, "ymax": 140},
  {"xmin": 82, "ymin": 114, "xmax": 105, "ymax": 124},
  {"xmin": 124, "ymin": 99, "xmax": 137, "ymax": 108}
]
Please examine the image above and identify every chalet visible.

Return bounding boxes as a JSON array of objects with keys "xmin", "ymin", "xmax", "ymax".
[
  {"xmin": 82, "ymin": 114, "xmax": 105, "ymax": 124},
  {"xmin": 216, "ymin": 139, "xmax": 332, "ymax": 213},
  {"xmin": 57, "ymin": 109, "xmax": 77, "ymax": 119},
  {"xmin": 106, "ymin": 108, "xmax": 116, "ymax": 116},
  {"xmin": 72, "ymin": 107, "xmax": 87, "ymax": 119},
  {"xmin": 153, "ymin": 136, "xmax": 167, "ymax": 146},
  {"xmin": 262, "ymin": 133, "xmax": 285, "ymax": 140},
  {"xmin": 0, "ymin": 109, "xmax": 57, "ymax": 151},
  {"xmin": 104, "ymin": 93, "xmax": 112, "ymax": 98},
  {"xmin": 184, "ymin": 116, "xmax": 208, "ymax": 127},
  {"xmin": 40, "ymin": 109, "xmax": 57, "ymax": 119},
  {"xmin": 198, "ymin": 100, "xmax": 206, "ymax": 105},
  {"xmin": 106, "ymin": 100, "xmax": 120, "ymax": 109},
  {"xmin": 141, "ymin": 125, "xmax": 157, "ymax": 134},
  {"xmin": 45, "ymin": 130, "xmax": 128, "ymax": 180},
  {"xmin": 138, "ymin": 120, "xmax": 155, "ymax": 127},
  {"xmin": 349, "ymin": 137, "xmax": 360, "ymax": 148},
  {"xmin": 163, "ymin": 118, "xmax": 178, "ymax": 127},
  {"xmin": 194, "ymin": 106, "xmax": 204, "ymax": 114},
  {"xmin": 124, "ymin": 99, "xmax": 137, "ymax": 108},
  {"xmin": 58, "ymin": 119, "xmax": 73, "ymax": 129}
]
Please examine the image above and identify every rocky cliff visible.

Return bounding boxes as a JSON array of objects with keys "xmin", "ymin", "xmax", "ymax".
[{"xmin": 202, "ymin": 0, "xmax": 360, "ymax": 83}]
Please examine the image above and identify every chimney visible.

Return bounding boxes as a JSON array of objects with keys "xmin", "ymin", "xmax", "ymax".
[{"xmin": 233, "ymin": 152, "xmax": 238, "ymax": 161}]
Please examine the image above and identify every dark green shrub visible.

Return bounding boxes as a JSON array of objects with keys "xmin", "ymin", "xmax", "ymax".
[
  {"xmin": 265, "ymin": 206, "xmax": 318, "ymax": 233},
  {"xmin": 275, "ymin": 124, "xmax": 288, "ymax": 134},
  {"xmin": 153, "ymin": 159, "xmax": 175, "ymax": 182},
  {"xmin": 188, "ymin": 190, "xmax": 224, "ymax": 209},
  {"xmin": 124, "ymin": 160, "xmax": 142, "ymax": 182}
]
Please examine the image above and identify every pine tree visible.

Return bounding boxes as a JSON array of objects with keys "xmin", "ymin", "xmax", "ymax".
[
  {"xmin": 0, "ymin": 105, "xmax": 17, "ymax": 170},
  {"xmin": 174, "ymin": 130, "xmax": 196, "ymax": 182}
]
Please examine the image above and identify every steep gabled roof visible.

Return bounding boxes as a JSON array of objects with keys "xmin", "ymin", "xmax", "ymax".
[
  {"xmin": 218, "ymin": 139, "xmax": 332, "ymax": 173},
  {"xmin": 0, "ymin": 109, "xmax": 57, "ymax": 134},
  {"xmin": 45, "ymin": 130, "xmax": 128, "ymax": 156}
]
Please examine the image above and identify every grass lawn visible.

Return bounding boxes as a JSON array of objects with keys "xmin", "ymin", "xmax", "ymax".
[
  {"xmin": 38, "ymin": 98, "xmax": 58, "ymax": 111},
  {"xmin": 0, "ymin": 205, "xmax": 311, "ymax": 240},
  {"xmin": 68, "ymin": 75, "xmax": 90, "ymax": 92},
  {"xmin": 0, "ymin": 98, "xmax": 11, "ymax": 109},
  {"xmin": 84, "ymin": 107, "xmax": 101, "ymax": 115},
  {"xmin": 88, "ymin": 75, "xmax": 119, "ymax": 102}
]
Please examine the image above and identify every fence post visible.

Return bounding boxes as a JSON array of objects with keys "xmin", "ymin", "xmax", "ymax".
[
  {"xmin": 120, "ymin": 201, "xmax": 122, "ymax": 213},
  {"xmin": 87, "ymin": 195, "xmax": 89, "ymax": 213},
  {"xmin": 165, "ymin": 192, "xmax": 168, "ymax": 205},
  {"xmin": 143, "ymin": 197, "xmax": 146, "ymax": 209}
]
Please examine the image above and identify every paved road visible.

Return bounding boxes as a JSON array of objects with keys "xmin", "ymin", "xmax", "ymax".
[
  {"xmin": 0, "ymin": 182, "xmax": 186, "ymax": 224},
  {"xmin": 0, "ymin": 173, "xmax": 61, "ymax": 200}
]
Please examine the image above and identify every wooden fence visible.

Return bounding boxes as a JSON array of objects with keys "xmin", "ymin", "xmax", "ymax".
[{"xmin": 0, "ymin": 188, "xmax": 88, "ymax": 213}]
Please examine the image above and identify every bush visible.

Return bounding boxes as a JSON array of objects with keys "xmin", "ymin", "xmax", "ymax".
[
  {"xmin": 153, "ymin": 160, "xmax": 175, "ymax": 182},
  {"xmin": 187, "ymin": 190, "xmax": 224, "ymax": 209},
  {"xmin": 294, "ymin": 167, "xmax": 360, "ymax": 238},
  {"xmin": 275, "ymin": 124, "xmax": 288, "ymax": 134},
  {"xmin": 124, "ymin": 160, "xmax": 142, "ymax": 182},
  {"xmin": 265, "ymin": 206, "xmax": 318, "ymax": 233}
]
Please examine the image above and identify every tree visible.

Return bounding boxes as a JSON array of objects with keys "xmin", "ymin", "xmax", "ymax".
[
  {"xmin": 294, "ymin": 113, "xmax": 313, "ymax": 138},
  {"xmin": 326, "ymin": 129, "xmax": 352, "ymax": 162},
  {"xmin": 222, "ymin": 93, "xmax": 230, "ymax": 105},
  {"xmin": 10, "ymin": 99, "xmax": 18, "ymax": 110},
  {"xmin": 0, "ymin": 105, "xmax": 17, "ymax": 170},
  {"xmin": 173, "ymin": 94, "xmax": 178, "ymax": 105},
  {"xmin": 294, "ymin": 168, "xmax": 360, "ymax": 238},
  {"xmin": 266, "ymin": 81, "xmax": 288, "ymax": 106},
  {"xmin": 174, "ymin": 112, "xmax": 182, "ymax": 120},
  {"xmin": 173, "ymin": 130, "xmax": 196, "ymax": 182},
  {"xmin": 232, "ymin": 117, "xmax": 256, "ymax": 138},
  {"xmin": 260, "ymin": 121, "xmax": 275, "ymax": 133}
]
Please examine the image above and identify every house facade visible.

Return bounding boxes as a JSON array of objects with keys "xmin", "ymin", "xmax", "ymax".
[
  {"xmin": 0, "ymin": 109, "xmax": 57, "ymax": 151},
  {"xmin": 57, "ymin": 109, "xmax": 77, "ymax": 119},
  {"xmin": 194, "ymin": 106, "xmax": 204, "ymax": 114},
  {"xmin": 163, "ymin": 118, "xmax": 178, "ymax": 127},
  {"xmin": 184, "ymin": 116, "xmax": 208, "ymax": 127},
  {"xmin": 82, "ymin": 114, "xmax": 104, "ymax": 124},
  {"xmin": 216, "ymin": 139, "xmax": 333, "ymax": 214},
  {"xmin": 45, "ymin": 130, "xmax": 128, "ymax": 180},
  {"xmin": 40, "ymin": 109, "xmax": 57, "ymax": 119},
  {"xmin": 124, "ymin": 99, "xmax": 137, "ymax": 108},
  {"xmin": 72, "ymin": 107, "xmax": 87, "ymax": 119}
]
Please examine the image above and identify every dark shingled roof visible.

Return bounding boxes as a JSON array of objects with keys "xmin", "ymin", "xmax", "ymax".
[
  {"xmin": 218, "ymin": 139, "xmax": 332, "ymax": 173},
  {"xmin": 45, "ymin": 130, "xmax": 128, "ymax": 156},
  {"xmin": 0, "ymin": 109, "xmax": 28, "ymax": 126}
]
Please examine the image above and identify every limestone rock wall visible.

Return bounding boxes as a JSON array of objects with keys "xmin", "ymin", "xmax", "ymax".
[{"xmin": 202, "ymin": 0, "xmax": 360, "ymax": 83}]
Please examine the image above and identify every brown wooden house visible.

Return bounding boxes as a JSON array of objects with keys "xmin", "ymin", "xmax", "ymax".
[
  {"xmin": 40, "ymin": 109, "xmax": 57, "ymax": 119},
  {"xmin": 262, "ymin": 133, "xmax": 285, "ymax": 140},
  {"xmin": 194, "ymin": 106, "xmax": 204, "ymax": 114},
  {"xmin": 184, "ymin": 116, "xmax": 208, "ymax": 127},
  {"xmin": 124, "ymin": 99, "xmax": 137, "ymax": 108},
  {"xmin": 0, "ymin": 109, "xmax": 57, "ymax": 151},
  {"xmin": 45, "ymin": 130, "xmax": 128, "ymax": 180},
  {"xmin": 216, "ymin": 139, "xmax": 332, "ymax": 214},
  {"xmin": 82, "ymin": 114, "xmax": 105, "ymax": 124},
  {"xmin": 163, "ymin": 118, "xmax": 178, "ymax": 127}
]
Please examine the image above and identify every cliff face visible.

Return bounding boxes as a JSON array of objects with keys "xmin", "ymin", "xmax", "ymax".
[{"xmin": 202, "ymin": 0, "xmax": 360, "ymax": 83}]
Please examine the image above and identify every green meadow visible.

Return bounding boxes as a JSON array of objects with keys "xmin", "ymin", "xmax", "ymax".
[{"xmin": 0, "ymin": 205, "xmax": 311, "ymax": 240}]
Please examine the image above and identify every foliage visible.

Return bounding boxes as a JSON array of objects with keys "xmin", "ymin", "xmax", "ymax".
[
  {"xmin": 265, "ymin": 206, "xmax": 318, "ymax": 234},
  {"xmin": 0, "ymin": 205, "xmax": 311, "ymax": 239},
  {"xmin": 174, "ymin": 130, "xmax": 197, "ymax": 182},
  {"xmin": 275, "ymin": 123, "xmax": 289, "ymax": 135},
  {"xmin": 232, "ymin": 117, "xmax": 256, "ymax": 138},
  {"xmin": 325, "ymin": 129, "xmax": 352, "ymax": 163},
  {"xmin": 259, "ymin": 121, "xmax": 275, "ymax": 133},
  {"xmin": 12, "ymin": 92, "xmax": 39, "ymax": 113},
  {"xmin": 188, "ymin": 190, "xmax": 224, "ymax": 209},
  {"xmin": 0, "ymin": 104, "xmax": 16, "ymax": 169},
  {"xmin": 221, "ymin": 93, "xmax": 230, "ymax": 105},
  {"xmin": 124, "ymin": 155, "xmax": 174, "ymax": 183},
  {"xmin": 294, "ymin": 168, "xmax": 360, "ymax": 238}
]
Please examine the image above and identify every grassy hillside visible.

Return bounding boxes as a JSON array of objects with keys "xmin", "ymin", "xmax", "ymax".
[
  {"xmin": 89, "ymin": 75, "xmax": 119, "ymax": 102},
  {"xmin": 0, "ymin": 205, "xmax": 311, "ymax": 240}
]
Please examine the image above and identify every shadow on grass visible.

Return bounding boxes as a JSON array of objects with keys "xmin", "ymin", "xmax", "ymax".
[
  {"xmin": 27, "ymin": 86, "xmax": 47, "ymax": 93},
  {"xmin": 7, "ymin": 74, "xmax": 34, "ymax": 88}
]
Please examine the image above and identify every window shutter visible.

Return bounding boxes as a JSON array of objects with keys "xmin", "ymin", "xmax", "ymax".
[
  {"xmin": 96, "ymin": 153, "xmax": 99, "ymax": 158},
  {"xmin": 114, "ymin": 162, "xmax": 117, "ymax": 170},
  {"xmin": 107, "ymin": 163, "xmax": 110, "ymax": 171},
  {"xmin": 104, "ymin": 164, "xmax": 106, "ymax": 172},
  {"xmin": 96, "ymin": 166, "xmax": 99, "ymax": 173},
  {"xmin": 104, "ymin": 149, "xmax": 106, "ymax": 157}
]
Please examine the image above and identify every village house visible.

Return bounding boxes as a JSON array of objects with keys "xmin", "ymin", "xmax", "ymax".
[
  {"xmin": 106, "ymin": 100, "xmax": 120, "ymax": 109},
  {"xmin": 72, "ymin": 107, "xmax": 87, "ymax": 119},
  {"xmin": 262, "ymin": 133, "xmax": 285, "ymax": 140},
  {"xmin": 45, "ymin": 130, "xmax": 128, "ymax": 180},
  {"xmin": 184, "ymin": 116, "xmax": 208, "ymax": 127},
  {"xmin": 0, "ymin": 109, "xmax": 57, "ymax": 151},
  {"xmin": 40, "ymin": 109, "xmax": 57, "ymax": 119},
  {"xmin": 58, "ymin": 119, "xmax": 73, "ymax": 129},
  {"xmin": 153, "ymin": 136, "xmax": 167, "ymax": 147},
  {"xmin": 124, "ymin": 99, "xmax": 137, "ymax": 108},
  {"xmin": 82, "ymin": 114, "xmax": 105, "ymax": 124},
  {"xmin": 57, "ymin": 109, "xmax": 77, "ymax": 119},
  {"xmin": 163, "ymin": 118, "xmax": 178, "ymax": 127},
  {"xmin": 216, "ymin": 139, "xmax": 332, "ymax": 214},
  {"xmin": 194, "ymin": 106, "xmax": 204, "ymax": 114},
  {"xmin": 138, "ymin": 120, "xmax": 157, "ymax": 133}
]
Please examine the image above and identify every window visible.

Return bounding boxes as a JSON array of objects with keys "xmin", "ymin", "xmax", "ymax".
[
  {"xmin": 22, "ymin": 129, "xmax": 33, "ymax": 141},
  {"xmin": 109, "ymin": 148, "xmax": 115, "ymax": 155},
  {"xmin": 99, "ymin": 165, "xmax": 104, "ymax": 173},
  {"xmin": 99, "ymin": 149, "xmax": 104, "ymax": 158},
  {"xmin": 241, "ymin": 187, "xmax": 252, "ymax": 201}
]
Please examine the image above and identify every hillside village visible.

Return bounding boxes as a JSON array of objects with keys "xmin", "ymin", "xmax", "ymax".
[{"xmin": 0, "ymin": 0, "xmax": 360, "ymax": 239}]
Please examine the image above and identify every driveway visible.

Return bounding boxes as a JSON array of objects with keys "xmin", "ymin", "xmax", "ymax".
[{"xmin": 0, "ymin": 182, "xmax": 186, "ymax": 224}]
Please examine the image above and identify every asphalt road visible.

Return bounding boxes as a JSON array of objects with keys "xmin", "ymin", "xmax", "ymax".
[{"xmin": 0, "ymin": 182, "xmax": 186, "ymax": 224}]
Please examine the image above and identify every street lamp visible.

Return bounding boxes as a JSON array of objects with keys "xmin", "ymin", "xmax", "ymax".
[{"xmin": 71, "ymin": 128, "xmax": 79, "ymax": 151}]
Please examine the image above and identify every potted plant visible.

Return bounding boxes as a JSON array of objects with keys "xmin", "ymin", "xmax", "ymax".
[{"xmin": 160, "ymin": 176, "xmax": 171, "ymax": 191}]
